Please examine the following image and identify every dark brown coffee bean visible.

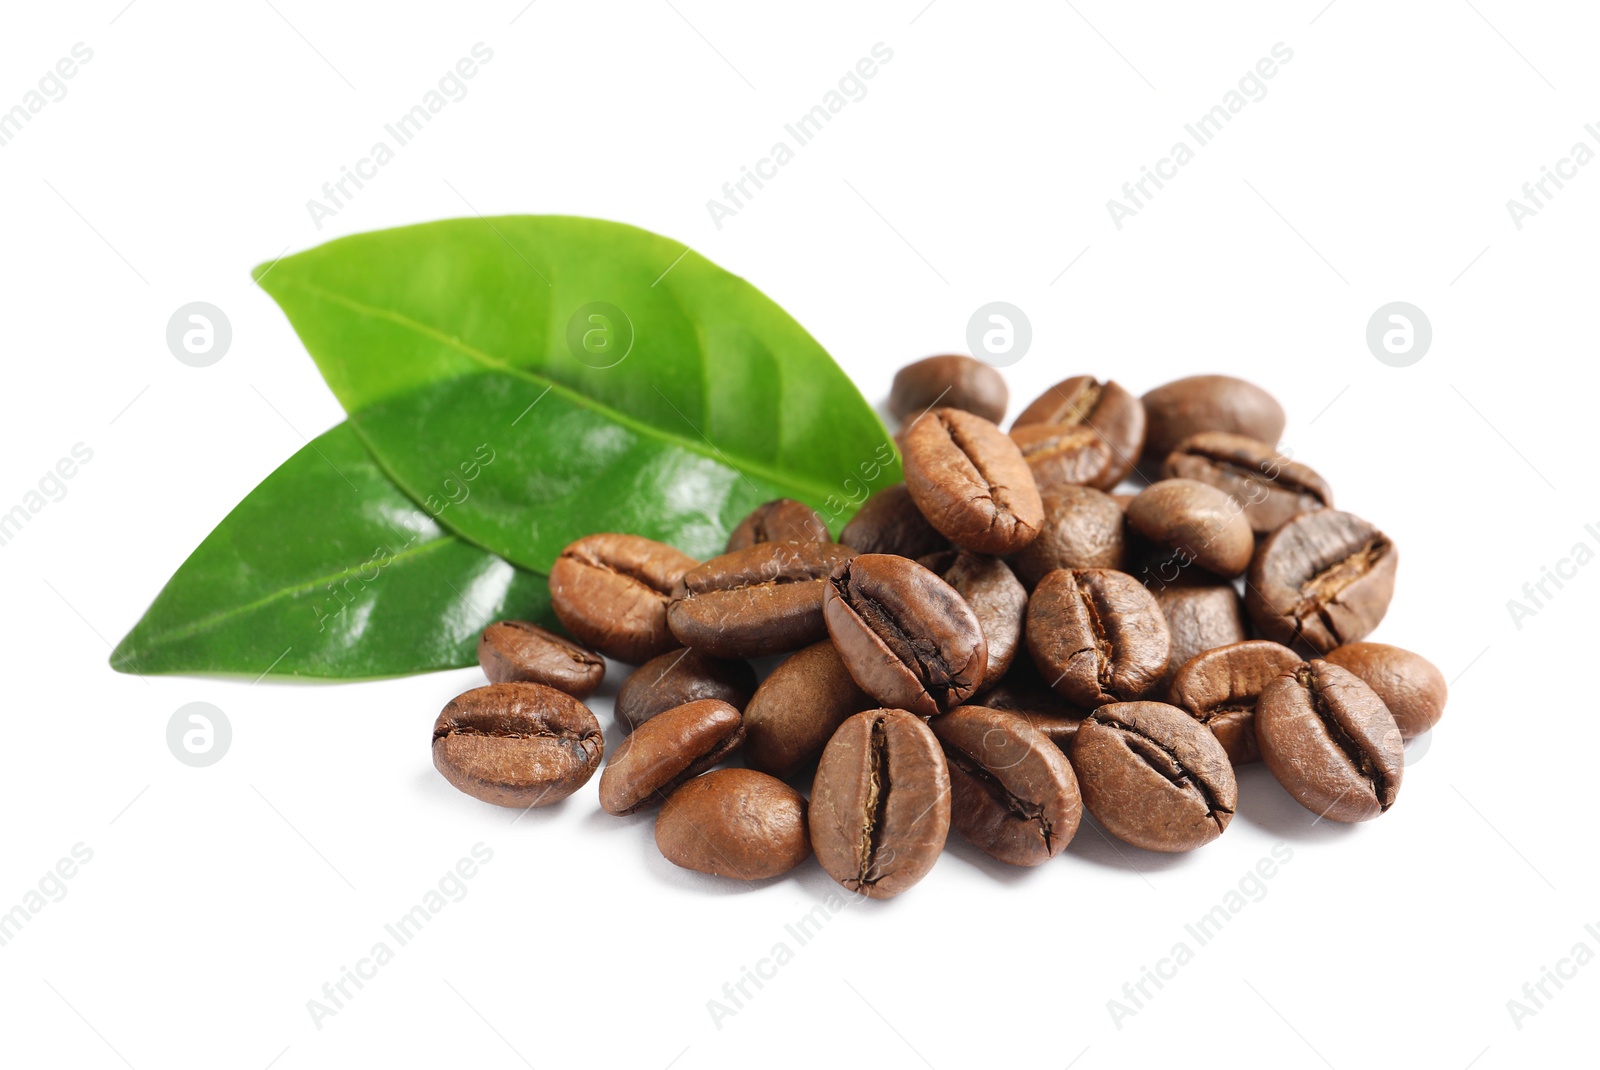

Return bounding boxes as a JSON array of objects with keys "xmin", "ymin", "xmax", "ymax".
[
  {"xmin": 839, "ymin": 483, "xmax": 949, "ymax": 559},
  {"xmin": 1246, "ymin": 509, "xmax": 1397, "ymax": 653},
  {"xmin": 1169, "ymin": 640, "xmax": 1303, "ymax": 764},
  {"xmin": 599, "ymin": 699, "xmax": 745, "ymax": 815},
  {"xmin": 931, "ymin": 705, "xmax": 1082, "ymax": 866},
  {"xmin": 889, "ymin": 354, "xmax": 1009, "ymax": 424},
  {"xmin": 1012, "ymin": 375, "xmax": 1145, "ymax": 486},
  {"xmin": 1164, "ymin": 432, "xmax": 1332, "ymax": 536},
  {"xmin": 1007, "ymin": 484, "xmax": 1126, "ymax": 588},
  {"xmin": 615, "ymin": 649, "xmax": 757, "ymax": 734},
  {"xmin": 549, "ymin": 534, "xmax": 698, "ymax": 664},
  {"xmin": 432, "ymin": 683, "xmax": 603, "ymax": 808},
  {"xmin": 1257, "ymin": 660, "xmax": 1403, "ymax": 822},
  {"xmin": 655, "ymin": 769, "xmax": 811, "ymax": 880},
  {"xmin": 1140, "ymin": 375, "xmax": 1286, "ymax": 463},
  {"xmin": 743, "ymin": 640, "xmax": 874, "ymax": 779},
  {"xmin": 1152, "ymin": 584, "xmax": 1247, "ymax": 689},
  {"xmin": 725, "ymin": 498, "xmax": 831, "ymax": 552},
  {"xmin": 1324, "ymin": 642, "xmax": 1446, "ymax": 739},
  {"xmin": 1126, "ymin": 479, "xmax": 1254, "ymax": 579},
  {"xmin": 1008, "ymin": 423, "xmax": 1116, "ymax": 493},
  {"xmin": 1026, "ymin": 568, "xmax": 1170, "ymax": 707},
  {"xmin": 667, "ymin": 541, "xmax": 859, "ymax": 658},
  {"xmin": 977, "ymin": 660, "xmax": 1090, "ymax": 752},
  {"xmin": 1073, "ymin": 701, "xmax": 1237, "ymax": 852},
  {"xmin": 901, "ymin": 408, "xmax": 1043, "ymax": 555},
  {"xmin": 810, "ymin": 709, "xmax": 951, "ymax": 899},
  {"xmin": 823, "ymin": 554, "xmax": 987, "ymax": 716},
  {"xmin": 476, "ymin": 621, "xmax": 605, "ymax": 697},
  {"xmin": 918, "ymin": 550, "xmax": 1026, "ymax": 687}
]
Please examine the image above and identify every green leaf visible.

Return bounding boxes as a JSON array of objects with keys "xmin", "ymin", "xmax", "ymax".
[
  {"xmin": 253, "ymin": 216, "xmax": 899, "ymax": 568},
  {"xmin": 112, "ymin": 423, "xmax": 550, "ymax": 678}
]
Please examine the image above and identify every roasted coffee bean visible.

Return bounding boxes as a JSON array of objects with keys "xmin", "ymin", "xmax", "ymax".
[
  {"xmin": 918, "ymin": 550, "xmax": 1027, "ymax": 686},
  {"xmin": 839, "ymin": 483, "xmax": 950, "ymax": 559},
  {"xmin": 655, "ymin": 769, "xmax": 811, "ymax": 880},
  {"xmin": 1126, "ymin": 479, "xmax": 1254, "ymax": 579},
  {"xmin": 615, "ymin": 649, "xmax": 757, "ymax": 734},
  {"xmin": 1246, "ymin": 509, "xmax": 1397, "ymax": 653},
  {"xmin": 1007, "ymin": 484, "xmax": 1126, "ymax": 588},
  {"xmin": 1324, "ymin": 642, "xmax": 1446, "ymax": 739},
  {"xmin": 1164, "ymin": 432, "xmax": 1332, "ymax": 536},
  {"xmin": 599, "ymin": 699, "xmax": 745, "ymax": 815},
  {"xmin": 549, "ymin": 534, "xmax": 698, "ymax": 663},
  {"xmin": 810, "ymin": 709, "xmax": 951, "ymax": 899},
  {"xmin": 725, "ymin": 498, "xmax": 831, "ymax": 552},
  {"xmin": 1073, "ymin": 701, "xmax": 1237, "ymax": 852},
  {"xmin": 477, "ymin": 621, "xmax": 605, "ymax": 697},
  {"xmin": 1169, "ymin": 640, "xmax": 1303, "ymax": 764},
  {"xmin": 743, "ymin": 640, "xmax": 874, "ymax": 779},
  {"xmin": 1140, "ymin": 375, "xmax": 1286, "ymax": 463},
  {"xmin": 1012, "ymin": 375, "xmax": 1145, "ymax": 487},
  {"xmin": 667, "ymin": 541, "xmax": 859, "ymax": 658},
  {"xmin": 823, "ymin": 554, "xmax": 988, "ymax": 716},
  {"xmin": 432, "ymin": 683, "xmax": 603, "ymax": 808},
  {"xmin": 1026, "ymin": 568, "xmax": 1170, "ymax": 707},
  {"xmin": 931, "ymin": 705, "xmax": 1082, "ymax": 866},
  {"xmin": 977, "ymin": 660, "xmax": 1090, "ymax": 752},
  {"xmin": 1009, "ymin": 423, "xmax": 1116, "ymax": 493},
  {"xmin": 1257, "ymin": 660, "xmax": 1403, "ymax": 822},
  {"xmin": 902, "ymin": 407, "xmax": 1043, "ymax": 555},
  {"xmin": 1153, "ymin": 584, "xmax": 1247, "ymax": 690},
  {"xmin": 889, "ymin": 354, "xmax": 1009, "ymax": 424}
]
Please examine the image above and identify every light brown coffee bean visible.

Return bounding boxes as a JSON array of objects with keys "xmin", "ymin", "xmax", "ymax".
[
  {"xmin": 615, "ymin": 649, "xmax": 757, "ymax": 734},
  {"xmin": 743, "ymin": 640, "xmax": 874, "ymax": 779},
  {"xmin": 1007, "ymin": 484, "xmax": 1126, "ymax": 588},
  {"xmin": 889, "ymin": 354, "xmax": 1009, "ymax": 424},
  {"xmin": 476, "ymin": 621, "xmax": 605, "ymax": 697},
  {"xmin": 1140, "ymin": 374, "xmax": 1286, "ymax": 463},
  {"xmin": 931, "ymin": 705, "xmax": 1082, "ymax": 866},
  {"xmin": 599, "ymin": 699, "xmax": 745, "ymax": 815},
  {"xmin": 1152, "ymin": 584, "xmax": 1247, "ymax": 690},
  {"xmin": 918, "ymin": 550, "xmax": 1027, "ymax": 687},
  {"xmin": 1257, "ymin": 660, "xmax": 1403, "ymax": 822},
  {"xmin": 725, "ymin": 498, "xmax": 831, "ymax": 552},
  {"xmin": 1126, "ymin": 479, "xmax": 1254, "ymax": 579},
  {"xmin": 1073, "ymin": 701, "xmax": 1237, "ymax": 852},
  {"xmin": 667, "ymin": 541, "xmax": 859, "ymax": 658},
  {"xmin": 1009, "ymin": 423, "xmax": 1116, "ymax": 493},
  {"xmin": 902, "ymin": 408, "xmax": 1043, "ymax": 555},
  {"xmin": 1163, "ymin": 432, "xmax": 1332, "ymax": 536},
  {"xmin": 432, "ymin": 683, "xmax": 603, "ymax": 808},
  {"xmin": 1246, "ymin": 509, "xmax": 1397, "ymax": 653},
  {"xmin": 810, "ymin": 709, "xmax": 951, "ymax": 899},
  {"xmin": 1324, "ymin": 642, "xmax": 1447, "ymax": 739},
  {"xmin": 1012, "ymin": 375, "xmax": 1145, "ymax": 486},
  {"xmin": 1025, "ymin": 568, "xmax": 1170, "ymax": 707},
  {"xmin": 1168, "ymin": 640, "xmax": 1303, "ymax": 764},
  {"xmin": 655, "ymin": 769, "xmax": 811, "ymax": 880},
  {"xmin": 549, "ymin": 534, "xmax": 698, "ymax": 663}
]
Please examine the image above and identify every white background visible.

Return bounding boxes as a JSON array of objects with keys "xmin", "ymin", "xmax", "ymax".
[{"xmin": 1, "ymin": 2, "xmax": 1593, "ymax": 1067}]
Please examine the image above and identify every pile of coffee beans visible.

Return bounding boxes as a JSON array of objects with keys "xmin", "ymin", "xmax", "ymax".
[{"xmin": 431, "ymin": 358, "xmax": 1446, "ymax": 899}]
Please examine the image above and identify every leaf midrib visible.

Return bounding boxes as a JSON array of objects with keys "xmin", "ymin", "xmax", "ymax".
[
  {"xmin": 113, "ymin": 535, "xmax": 462, "ymax": 661},
  {"xmin": 284, "ymin": 279, "xmax": 840, "ymax": 503}
]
